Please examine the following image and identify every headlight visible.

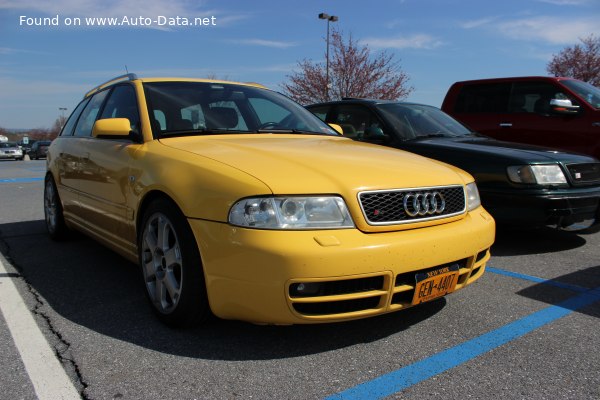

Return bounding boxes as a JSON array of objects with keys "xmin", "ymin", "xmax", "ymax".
[
  {"xmin": 229, "ymin": 196, "xmax": 355, "ymax": 229},
  {"xmin": 507, "ymin": 165, "xmax": 567, "ymax": 185},
  {"xmin": 466, "ymin": 182, "xmax": 481, "ymax": 211}
]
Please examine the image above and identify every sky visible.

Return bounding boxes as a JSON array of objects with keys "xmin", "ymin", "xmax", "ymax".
[{"xmin": 0, "ymin": 0, "xmax": 599, "ymax": 129}]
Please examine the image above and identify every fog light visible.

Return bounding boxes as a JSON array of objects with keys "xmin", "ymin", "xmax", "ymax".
[{"xmin": 291, "ymin": 282, "xmax": 322, "ymax": 297}]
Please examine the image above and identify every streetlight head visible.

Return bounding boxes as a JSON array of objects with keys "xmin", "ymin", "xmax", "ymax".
[
  {"xmin": 329, "ymin": 16, "xmax": 339, "ymax": 22},
  {"xmin": 318, "ymin": 13, "xmax": 329, "ymax": 20}
]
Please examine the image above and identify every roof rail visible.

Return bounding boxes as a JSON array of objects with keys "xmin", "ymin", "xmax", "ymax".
[{"xmin": 84, "ymin": 73, "xmax": 138, "ymax": 98}]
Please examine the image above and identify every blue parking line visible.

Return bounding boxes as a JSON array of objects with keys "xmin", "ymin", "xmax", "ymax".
[
  {"xmin": 487, "ymin": 266, "xmax": 588, "ymax": 293},
  {"xmin": 325, "ymin": 271, "xmax": 600, "ymax": 400},
  {"xmin": 0, "ymin": 177, "xmax": 43, "ymax": 184}
]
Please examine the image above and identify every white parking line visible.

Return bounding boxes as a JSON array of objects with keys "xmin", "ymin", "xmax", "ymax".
[{"xmin": 0, "ymin": 254, "xmax": 81, "ymax": 400}]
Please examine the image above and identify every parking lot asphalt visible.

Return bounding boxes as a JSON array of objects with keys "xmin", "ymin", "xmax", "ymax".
[{"xmin": 0, "ymin": 159, "xmax": 598, "ymax": 400}]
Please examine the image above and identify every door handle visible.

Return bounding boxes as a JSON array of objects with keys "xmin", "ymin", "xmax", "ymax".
[{"xmin": 499, "ymin": 123, "xmax": 513, "ymax": 128}]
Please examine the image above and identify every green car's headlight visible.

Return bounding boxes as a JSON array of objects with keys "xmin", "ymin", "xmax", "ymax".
[
  {"xmin": 466, "ymin": 182, "xmax": 481, "ymax": 211},
  {"xmin": 229, "ymin": 196, "xmax": 355, "ymax": 229},
  {"xmin": 507, "ymin": 165, "xmax": 567, "ymax": 185}
]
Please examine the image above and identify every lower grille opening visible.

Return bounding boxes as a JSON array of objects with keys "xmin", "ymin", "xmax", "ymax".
[
  {"xmin": 289, "ymin": 276, "xmax": 384, "ymax": 298},
  {"xmin": 475, "ymin": 249, "xmax": 489, "ymax": 262},
  {"xmin": 293, "ymin": 297, "xmax": 381, "ymax": 316}
]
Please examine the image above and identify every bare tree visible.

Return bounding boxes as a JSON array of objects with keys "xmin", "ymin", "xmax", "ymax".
[
  {"xmin": 49, "ymin": 115, "xmax": 67, "ymax": 138},
  {"xmin": 283, "ymin": 30, "xmax": 413, "ymax": 104},
  {"xmin": 547, "ymin": 34, "xmax": 600, "ymax": 86}
]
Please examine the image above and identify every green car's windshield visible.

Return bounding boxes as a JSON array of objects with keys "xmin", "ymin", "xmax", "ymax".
[
  {"xmin": 143, "ymin": 82, "xmax": 339, "ymax": 138},
  {"xmin": 561, "ymin": 79, "xmax": 600, "ymax": 109},
  {"xmin": 378, "ymin": 103, "xmax": 472, "ymax": 140}
]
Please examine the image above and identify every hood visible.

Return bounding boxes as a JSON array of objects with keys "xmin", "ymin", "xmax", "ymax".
[
  {"xmin": 160, "ymin": 135, "xmax": 471, "ymax": 196},
  {"xmin": 403, "ymin": 135, "xmax": 596, "ymax": 164},
  {"xmin": 157, "ymin": 134, "xmax": 479, "ymax": 233}
]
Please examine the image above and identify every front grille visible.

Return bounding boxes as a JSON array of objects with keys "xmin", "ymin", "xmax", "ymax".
[
  {"xmin": 358, "ymin": 185, "xmax": 465, "ymax": 225},
  {"xmin": 566, "ymin": 163, "xmax": 600, "ymax": 185}
]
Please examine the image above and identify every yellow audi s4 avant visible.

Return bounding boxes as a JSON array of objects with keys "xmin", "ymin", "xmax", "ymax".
[{"xmin": 44, "ymin": 75, "xmax": 495, "ymax": 327}]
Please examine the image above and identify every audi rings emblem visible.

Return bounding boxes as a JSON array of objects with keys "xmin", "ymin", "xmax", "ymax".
[{"xmin": 403, "ymin": 192, "xmax": 446, "ymax": 217}]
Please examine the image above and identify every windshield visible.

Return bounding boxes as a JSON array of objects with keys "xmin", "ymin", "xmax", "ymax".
[
  {"xmin": 0, "ymin": 142, "xmax": 18, "ymax": 148},
  {"xmin": 378, "ymin": 103, "xmax": 472, "ymax": 139},
  {"xmin": 143, "ymin": 82, "xmax": 339, "ymax": 137},
  {"xmin": 561, "ymin": 79, "xmax": 600, "ymax": 109}
]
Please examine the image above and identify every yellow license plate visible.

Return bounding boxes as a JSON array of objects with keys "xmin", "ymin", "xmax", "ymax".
[{"xmin": 411, "ymin": 264, "xmax": 460, "ymax": 305}]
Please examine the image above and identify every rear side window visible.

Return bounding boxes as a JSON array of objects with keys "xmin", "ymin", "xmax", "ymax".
[
  {"xmin": 60, "ymin": 98, "xmax": 90, "ymax": 136},
  {"xmin": 454, "ymin": 83, "xmax": 511, "ymax": 113}
]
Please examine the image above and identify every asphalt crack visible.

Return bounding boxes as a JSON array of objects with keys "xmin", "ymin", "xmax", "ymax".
[{"xmin": 0, "ymin": 233, "xmax": 91, "ymax": 400}]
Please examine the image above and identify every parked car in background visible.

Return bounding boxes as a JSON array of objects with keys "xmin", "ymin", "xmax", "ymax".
[
  {"xmin": 0, "ymin": 141, "xmax": 24, "ymax": 160},
  {"xmin": 441, "ymin": 76, "xmax": 600, "ymax": 160},
  {"xmin": 45, "ymin": 74, "xmax": 494, "ymax": 327},
  {"xmin": 307, "ymin": 99, "xmax": 600, "ymax": 231},
  {"xmin": 28, "ymin": 140, "xmax": 52, "ymax": 159}
]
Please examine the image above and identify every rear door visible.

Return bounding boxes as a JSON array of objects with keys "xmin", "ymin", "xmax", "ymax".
[{"xmin": 446, "ymin": 82, "xmax": 512, "ymax": 140}]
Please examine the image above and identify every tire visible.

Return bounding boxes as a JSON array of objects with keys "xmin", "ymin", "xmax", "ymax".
[
  {"xmin": 138, "ymin": 198, "xmax": 210, "ymax": 327},
  {"xmin": 44, "ymin": 175, "xmax": 69, "ymax": 240}
]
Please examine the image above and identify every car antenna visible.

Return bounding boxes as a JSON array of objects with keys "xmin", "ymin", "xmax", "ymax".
[{"xmin": 125, "ymin": 65, "xmax": 129, "ymax": 74}]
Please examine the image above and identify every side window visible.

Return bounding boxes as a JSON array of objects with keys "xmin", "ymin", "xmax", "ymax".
[
  {"xmin": 99, "ymin": 85, "xmax": 140, "ymax": 134},
  {"xmin": 307, "ymin": 106, "xmax": 330, "ymax": 122},
  {"xmin": 511, "ymin": 82, "xmax": 572, "ymax": 115},
  {"xmin": 332, "ymin": 105, "xmax": 376, "ymax": 138},
  {"xmin": 73, "ymin": 90, "xmax": 109, "ymax": 137},
  {"xmin": 454, "ymin": 83, "xmax": 511, "ymax": 113},
  {"xmin": 60, "ymin": 98, "xmax": 90, "ymax": 136}
]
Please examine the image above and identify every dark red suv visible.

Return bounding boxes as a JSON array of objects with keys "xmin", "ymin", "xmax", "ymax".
[{"xmin": 442, "ymin": 76, "xmax": 600, "ymax": 159}]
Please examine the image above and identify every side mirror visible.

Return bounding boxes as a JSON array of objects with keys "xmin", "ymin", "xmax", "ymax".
[
  {"xmin": 92, "ymin": 118, "xmax": 133, "ymax": 139},
  {"xmin": 550, "ymin": 99, "xmax": 580, "ymax": 115}
]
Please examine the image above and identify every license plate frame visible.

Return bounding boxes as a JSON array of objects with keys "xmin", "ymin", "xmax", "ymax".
[{"xmin": 411, "ymin": 264, "xmax": 460, "ymax": 305}]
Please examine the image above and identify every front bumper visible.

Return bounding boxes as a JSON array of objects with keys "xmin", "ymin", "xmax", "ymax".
[
  {"xmin": 0, "ymin": 152, "xmax": 23, "ymax": 160},
  {"xmin": 482, "ymin": 188, "xmax": 600, "ymax": 231},
  {"xmin": 189, "ymin": 207, "xmax": 495, "ymax": 324}
]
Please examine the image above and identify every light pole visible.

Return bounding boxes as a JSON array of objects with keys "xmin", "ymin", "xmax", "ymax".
[
  {"xmin": 318, "ymin": 12, "xmax": 338, "ymax": 101},
  {"xmin": 59, "ymin": 107, "xmax": 67, "ymax": 119}
]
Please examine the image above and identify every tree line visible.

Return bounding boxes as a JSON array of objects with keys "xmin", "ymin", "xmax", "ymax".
[{"xmin": 0, "ymin": 116, "xmax": 66, "ymax": 143}]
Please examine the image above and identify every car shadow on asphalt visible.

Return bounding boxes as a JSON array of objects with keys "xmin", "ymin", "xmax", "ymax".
[
  {"xmin": 0, "ymin": 219, "xmax": 449, "ymax": 361},
  {"xmin": 491, "ymin": 226, "xmax": 592, "ymax": 256},
  {"xmin": 514, "ymin": 265, "xmax": 600, "ymax": 319}
]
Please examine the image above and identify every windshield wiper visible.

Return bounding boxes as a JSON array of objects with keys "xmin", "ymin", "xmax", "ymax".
[{"xmin": 407, "ymin": 133, "xmax": 450, "ymax": 140}]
